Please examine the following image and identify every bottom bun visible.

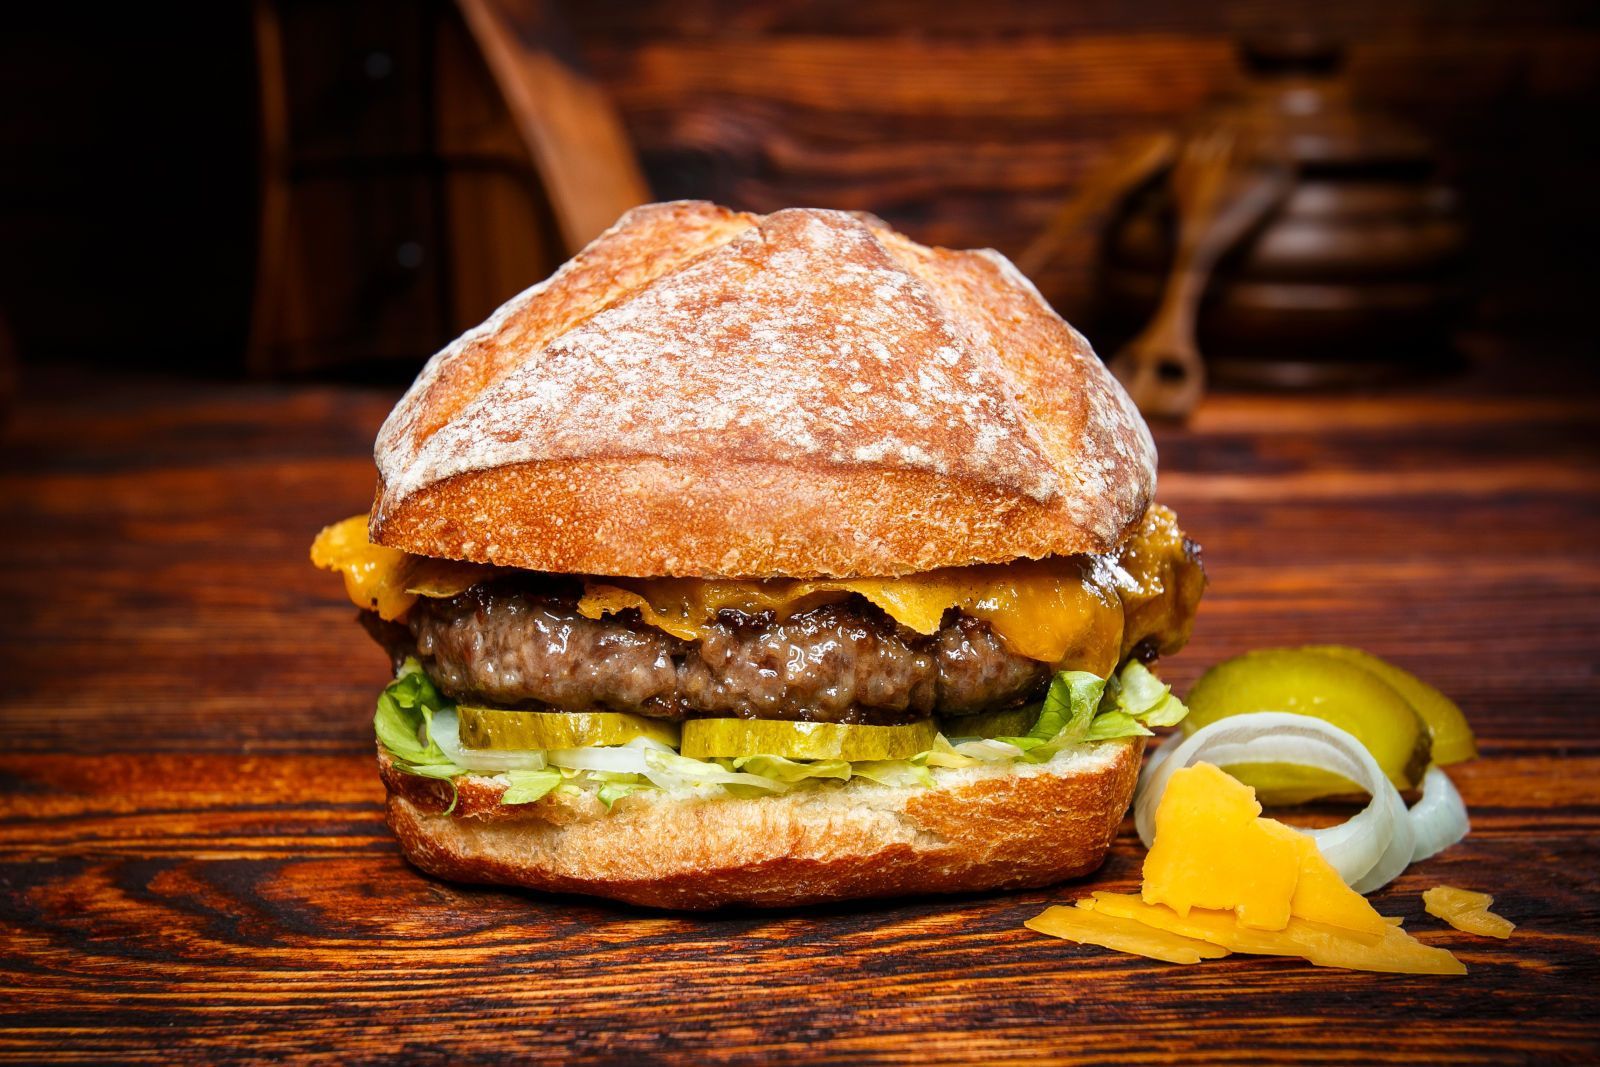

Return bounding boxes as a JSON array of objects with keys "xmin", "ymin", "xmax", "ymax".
[{"xmin": 380, "ymin": 738, "xmax": 1143, "ymax": 910}]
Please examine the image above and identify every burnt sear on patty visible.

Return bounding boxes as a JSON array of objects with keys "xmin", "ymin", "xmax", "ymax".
[{"xmin": 396, "ymin": 580, "xmax": 1051, "ymax": 726}]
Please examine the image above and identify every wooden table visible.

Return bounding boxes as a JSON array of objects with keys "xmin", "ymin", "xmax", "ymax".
[{"xmin": 2, "ymin": 358, "xmax": 1598, "ymax": 1063}]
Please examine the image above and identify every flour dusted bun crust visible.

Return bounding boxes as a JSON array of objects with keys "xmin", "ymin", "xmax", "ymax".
[
  {"xmin": 353, "ymin": 202, "xmax": 1180, "ymax": 909},
  {"xmin": 370, "ymin": 201, "xmax": 1156, "ymax": 579},
  {"xmin": 380, "ymin": 739, "xmax": 1143, "ymax": 910}
]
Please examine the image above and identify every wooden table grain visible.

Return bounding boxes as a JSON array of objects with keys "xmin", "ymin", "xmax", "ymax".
[{"xmin": 2, "ymin": 358, "xmax": 1598, "ymax": 1064}]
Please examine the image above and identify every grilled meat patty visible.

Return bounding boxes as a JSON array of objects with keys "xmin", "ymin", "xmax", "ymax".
[
  {"xmin": 365, "ymin": 505, "xmax": 1204, "ymax": 727},
  {"xmin": 395, "ymin": 582, "xmax": 1050, "ymax": 725}
]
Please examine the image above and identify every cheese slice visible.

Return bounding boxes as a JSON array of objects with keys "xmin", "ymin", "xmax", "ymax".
[
  {"xmin": 1084, "ymin": 894, "xmax": 1464, "ymax": 976},
  {"xmin": 1025, "ymin": 905, "xmax": 1231, "ymax": 964}
]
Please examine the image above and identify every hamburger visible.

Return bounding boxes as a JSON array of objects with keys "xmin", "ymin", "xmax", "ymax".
[{"xmin": 312, "ymin": 201, "xmax": 1204, "ymax": 909}]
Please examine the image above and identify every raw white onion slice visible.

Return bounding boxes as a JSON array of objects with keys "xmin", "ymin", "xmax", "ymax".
[
  {"xmin": 546, "ymin": 743, "xmax": 653, "ymax": 775},
  {"xmin": 1407, "ymin": 765, "xmax": 1471, "ymax": 863},
  {"xmin": 1134, "ymin": 712, "xmax": 1468, "ymax": 892}
]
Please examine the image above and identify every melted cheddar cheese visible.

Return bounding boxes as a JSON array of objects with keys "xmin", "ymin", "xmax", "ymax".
[
  {"xmin": 311, "ymin": 505, "xmax": 1202, "ymax": 669},
  {"xmin": 577, "ymin": 555, "xmax": 1125, "ymax": 672},
  {"xmin": 310, "ymin": 516, "xmax": 500, "ymax": 621}
]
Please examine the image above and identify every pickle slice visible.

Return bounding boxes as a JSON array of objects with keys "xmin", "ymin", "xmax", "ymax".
[
  {"xmin": 680, "ymin": 717, "xmax": 939, "ymax": 761},
  {"xmin": 457, "ymin": 707, "xmax": 679, "ymax": 750},
  {"xmin": 1300, "ymin": 645, "xmax": 1477, "ymax": 765},
  {"xmin": 940, "ymin": 706, "xmax": 1038, "ymax": 741},
  {"xmin": 1183, "ymin": 649, "xmax": 1431, "ymax": 804}
]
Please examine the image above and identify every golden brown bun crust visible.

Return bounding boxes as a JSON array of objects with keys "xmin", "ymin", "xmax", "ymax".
[
  {"xmin": 378, "ymin": 739, "xmax": 1143, "ymax": 910},
  {"xmin": 371, "ymin": 201, "xmax": 1155, "ymax": 579}
]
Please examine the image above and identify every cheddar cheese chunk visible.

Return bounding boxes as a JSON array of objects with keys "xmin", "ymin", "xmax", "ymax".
[
  {"xmin": 1141, "ymin": 762, "xmax": 1391, "ymax": 937},
  {"xmin": 1140, "ymin": 762, "xmax": 1302, "ymax": 929},
  {"xmin": 1288, "ymin": 832, "xmax": 1390, "ymax": 938}
]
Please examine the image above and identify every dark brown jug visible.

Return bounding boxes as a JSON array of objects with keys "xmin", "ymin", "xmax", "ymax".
[{"xmin": 1102, "ymin": 37, "xmax": 1467, "ymax": 389}]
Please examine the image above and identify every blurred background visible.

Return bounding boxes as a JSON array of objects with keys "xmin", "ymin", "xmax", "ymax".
[{"xmin": 1, "ymin": 0, "xmax": 1597, "ymax": 405}]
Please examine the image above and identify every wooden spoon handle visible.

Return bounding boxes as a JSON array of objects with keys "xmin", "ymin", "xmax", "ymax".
[
  {"xmin": 1111, "ymin": 306, "xmax": 1207, "ymax": 421},
  {"xmin": 1112, "ymin": 132, "xmax": 1291, "ymax": 419},
  {"xmin": 1015, "ymin": 131, "xmax": 1179, "ymax": 279}
]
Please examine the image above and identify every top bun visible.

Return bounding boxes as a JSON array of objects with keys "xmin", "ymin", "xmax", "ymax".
[{"xmin": 371, "ymin": 201, "xmax": 1155, "ymax": 579}]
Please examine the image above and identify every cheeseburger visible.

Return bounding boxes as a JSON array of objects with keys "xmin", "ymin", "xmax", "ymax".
[{"xmin": 313, "ymin": 201, "xmax": 1204, "ymax": 908}]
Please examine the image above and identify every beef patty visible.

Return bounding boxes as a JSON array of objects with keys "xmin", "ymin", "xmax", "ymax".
[
  {"xmin": 391, "ymin": 583, "xmax": 1050, "ymax": 726},
  {"xmin": 368, "ymin": 505, "xmax": 1204, "ymax": 727}
]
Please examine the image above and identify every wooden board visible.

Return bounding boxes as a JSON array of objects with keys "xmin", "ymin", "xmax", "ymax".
[{"xmin": 1, "ymin": 354, "xmax": 1598, "ymax": 1062}]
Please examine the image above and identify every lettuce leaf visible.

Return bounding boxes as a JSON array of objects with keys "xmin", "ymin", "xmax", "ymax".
[
  {"xmin": 851, "ymin": 760, "xmax": 935, "ymax": 788},
  {"xmin": 1084, "ymin": 711, "xmax": 1153, "ymax": 740},
  {"xmin": 371, "ymin": 657, "xmax": 1190, "ymax": 812},
  {"xmin": 374, "ymin": 659, "xmax": 466, "ymax": 812},
  {"xmin": 990, "ymin": 670, "xmax": 1108, "ymax": 762},
  {"xmin": 1086, "ymin": 660, "xmax": 1190, "ymax": 739},
  {"xmin": 971, "ymin": 661, "xmax": 1190, "ymax": 758},
  {"xmin": 1102, "ymin": 659, "xmax": 1188, "ymax": 728},
  {"xmin": 732, "ymin": 755, "xmax": 853, "ymax": 784},
  {"xmin": 596, "ymin": 780, "xmax": 649, "ymax": 809},
  {"xmin": 500, "ymin": 768, "xmax": 562, "ymax": 805}
]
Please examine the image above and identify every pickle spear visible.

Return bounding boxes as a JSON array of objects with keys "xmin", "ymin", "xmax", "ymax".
[
  {"xmin": 1300, "ymin": 645, "xmax": 1477, "ymax": 765},
  {"xmin": 1183, "ymin": 649, "xmax": 1431, "ymax": 804},
  {"xmin": 681, "ymin": 718, "xmax": 939, "ymax": 761},
  {"xmin": 458, "ymin": 707, "xmax": 679, "ymax": 750}
]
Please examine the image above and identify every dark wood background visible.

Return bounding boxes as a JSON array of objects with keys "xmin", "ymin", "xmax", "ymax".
[
  {"xmin": 1, "ymin": 1, "xmax": 1597, "ymax": 1060},
  {"xmin": 1, "ymin": 348, "xmax": 1597, "ymax": 1062},
  {"xmin": 1, "ymin": 0, "xmax": 1597, "ymax": 375}
]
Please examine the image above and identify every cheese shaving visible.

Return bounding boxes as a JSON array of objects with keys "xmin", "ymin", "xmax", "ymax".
[
  {"xmin": 1082, "ymin": 894, "xmax": 1464, "ymax": 976},
  {"xmin": 1423, "ymin": 886, "xmax": 1515, "ymax": 939},
  {"xmin": 1025, "ymin": 905, "xmax": 1231, "ymax": 965}
]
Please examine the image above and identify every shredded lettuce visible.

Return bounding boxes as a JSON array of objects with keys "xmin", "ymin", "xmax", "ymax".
[
  {"xmin": 499, "ymin": 768, "xmax": 562, "ymax": 805},
  {"xmin": 732, "ymin": 755, "xmax": 853, "ymax": 784},
  {"xmin": 851, "ymin": 760, "xmax": 936, "ymax": 788},
  {"xmin": 375, "ymin": 659, "xmax": 466, "ymax": 812},
  {"xmin": 986, "ymin": 670, "xmax": 1109, "ymax": 763},
  {"xmin": 1102, "ymin": 660, "xmax": 1188, "ymax": 728},
  {"xmin": 372, "ymin": 657, "xmax": 1190, "ymax": 813},
  {"xmin": 642, "ymin": 746, "xmax": 788, "ymax": 794}
]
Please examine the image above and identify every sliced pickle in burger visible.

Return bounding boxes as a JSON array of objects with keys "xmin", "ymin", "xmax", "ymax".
[
  {"xmin": 1183, "ymin": 649, "xmax": 1431, "ymax": 805},
  {"xmin": 681, "ymin": 717, "xmax": 939, "ymax": 761},
  {"xmin": 458, "ymin": 707, "xmax": 680, "ymax": 750}
]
